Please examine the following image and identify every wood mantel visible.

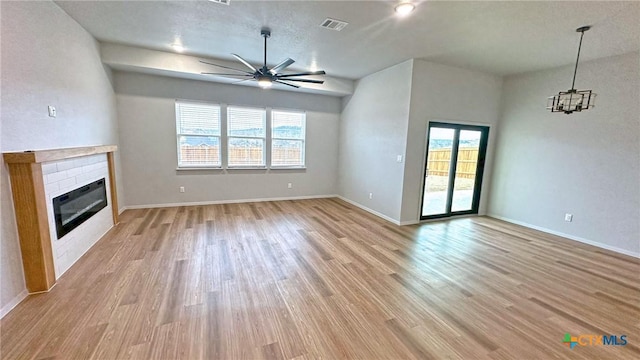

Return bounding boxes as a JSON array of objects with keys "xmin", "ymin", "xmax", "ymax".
[
  {"xmin": 3, "ymin": 145, "xmax": 119, "ymax": 293},
  {"xmin": 3, "ymin": 145, "xmax": 117, "ymax": 164}
]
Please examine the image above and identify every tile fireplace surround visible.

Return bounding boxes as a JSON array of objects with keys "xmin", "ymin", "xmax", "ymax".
[{"xmin": 3, "ymin": 145, "xmax": 119, "ymax": 293}]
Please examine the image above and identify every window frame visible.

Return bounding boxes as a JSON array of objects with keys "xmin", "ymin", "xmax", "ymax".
[
  {"xmin": 175, "ymin": 102, "xmax": 309, "ymax": 171},
  {"xmin": 226, "ymin": 105, "xmax": 267, "ymax": 168},
  {"xmin": 175, "ymin": 100, "xmax": 222, "ymax": 169},
  {"xmin": 270, "ymin": 109, "xmax": 307, "ymax": 169}
]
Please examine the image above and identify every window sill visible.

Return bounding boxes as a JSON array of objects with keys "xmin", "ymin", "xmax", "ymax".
[
  {"xmin": 176, "ymin": 167, "xmax": 223, "ymax": 171},
  {"xmin": 176, "ymin": 166, "xmax": 306, "ymax": 171},
  {"xmin": 226, "ymin": 166, "xmax": 268, "ymax": 170}
]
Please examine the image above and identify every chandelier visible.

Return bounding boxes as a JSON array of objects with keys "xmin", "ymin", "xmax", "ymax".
[{"xmin": 547, "ymin": 26, "xmax": 597, "ymax": 114}]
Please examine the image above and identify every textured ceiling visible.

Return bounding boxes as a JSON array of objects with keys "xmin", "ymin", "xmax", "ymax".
[{"xmin": 55, "ymin": 0, "xmax": 640, "ymax": 79}]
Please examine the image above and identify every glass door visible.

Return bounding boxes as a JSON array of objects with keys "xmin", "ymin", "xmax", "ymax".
[{"xmin": 421, "ymin": 122, "xmax": 489, "ymax": 220}]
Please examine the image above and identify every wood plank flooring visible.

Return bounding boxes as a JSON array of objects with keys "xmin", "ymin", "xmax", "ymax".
[{"xmin": 1, "ymin": 198, "xmax": 639, "ymax": 359}]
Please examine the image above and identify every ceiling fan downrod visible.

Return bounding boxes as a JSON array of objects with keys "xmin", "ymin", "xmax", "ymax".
[{"xmin": 261, "ymin": 28, "xmax": 270, "ymax": 73}]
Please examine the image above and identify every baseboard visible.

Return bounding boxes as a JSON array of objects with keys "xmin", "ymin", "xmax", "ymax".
[
  {"xmin": 488, "ymin": 214, "xmax": 640, "ymax": 258},
  {"xmin": 336, "ymin": 196, "xmax": 402, "ymax": 225},
  {"xmin": 121, "ymin": 194, "xmax": 339, "ymax": 210},
  {"xmin": 27, "ymin": 283, "xmax": 56, "ymax": 295},
  {"xmin": 0, "ymin": 289, "xmax": 28, "ymax": 319},
  {"xmin": 399, "ymin": 220, "xmax": 420, "ymax": 225}
]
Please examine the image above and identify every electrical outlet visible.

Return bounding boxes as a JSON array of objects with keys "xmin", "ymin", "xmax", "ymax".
[
  {"xmin": 287, "ymin": 183, "xmax": 292, "ymax": 189},
  {"xmin": 369, "ymin": 192, "xmax": 373, "ymax": 199},
  {"xmin": 48, "ymin": 105, "xmax": 56, "ymax": 118},
  {"xmin": 564, "ymin": 213, "xmax": 573, "ymax": 222},
  {"xmin": 396, "ymin": 155, "xmax": 403, "ymax": 163},
  {"xmin": 179, "ymin": 186, "xmax": 185, "ymax": 193}
]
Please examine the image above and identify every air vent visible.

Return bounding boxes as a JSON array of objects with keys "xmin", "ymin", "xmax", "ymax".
[
  {"xmin": 208, "ymin": 0, "xmax": 230, "ymax": 5},
  {"xmin": 320, "ymin": 18, "xmax": 348, "ymax": 31}
]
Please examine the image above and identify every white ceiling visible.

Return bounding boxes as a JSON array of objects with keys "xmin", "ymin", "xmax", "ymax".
[{"xmin": 55, "ymin": 0, "xmax": 640, "ymax": 80}]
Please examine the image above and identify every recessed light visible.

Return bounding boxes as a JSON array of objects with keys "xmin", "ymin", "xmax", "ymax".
[
  {"xmin": 395, "ymin": 2, "xmax": 415, "ymax": 16},
  {"xmin": 171, "ymin": 43, "xmax": 184, "ymax": 53}
]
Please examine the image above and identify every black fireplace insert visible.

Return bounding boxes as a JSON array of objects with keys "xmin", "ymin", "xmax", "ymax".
[{"xmin": 53, "ymin": 178, "xmax": 107, "ymax": 239}]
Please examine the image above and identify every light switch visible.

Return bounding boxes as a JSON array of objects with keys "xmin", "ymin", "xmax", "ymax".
[
  {"xmin": 396, "ymin": 155, "xmax": 403, "ymax": 163},
  {"xmin": 48, "ymin": 106, "xmax": 56, "ymax": 118}
]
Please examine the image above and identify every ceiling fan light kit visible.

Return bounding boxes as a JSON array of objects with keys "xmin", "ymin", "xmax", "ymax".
[
  {"xmin": 200, "ymin": 28, "xmax": 326, "ymax": 90},
  {"xmin": 547, "ymin": 26, "xmax": 597, "ymax": 114},
  {"xmin": 258, "ymin": 75, "xmax": 273, "ymax": 88}
]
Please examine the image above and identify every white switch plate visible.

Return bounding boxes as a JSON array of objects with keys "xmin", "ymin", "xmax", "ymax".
[
  {"xmin": 48, "ymin": 105, "xmax": 56, "ymax": 118},
  {"xmin": 369, "ymin": 192, "xmax": 373, "ymax": 199},
  {"xmin": 396, "ymin": 155, "xmax": 403, "ymax": 163},
  {"xmin": 179, "ymin": 186, "xmax": 185, "ymax": 193},
  {"xmin": 564, "ymin": 213, "xmax": 573, "ymax": 222},
  {"xmin": 287, "ymin": 183, "xmax": 292, "ymax": 189}
]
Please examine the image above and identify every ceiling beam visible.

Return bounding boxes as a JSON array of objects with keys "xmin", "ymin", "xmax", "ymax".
[{"xmin": 100, "ymin": 43, "xmax": 354, "ymax": 97}]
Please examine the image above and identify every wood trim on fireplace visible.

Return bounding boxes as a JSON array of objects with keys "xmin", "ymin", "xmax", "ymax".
[
  {"xmin": 3, "ymin": 145, "xmax": 117, "ymax": 164},
  {"xmin": 3, "ymin": 145, "xmax": 118, "ymax": 293},
  {"xmin": 6, "ymin": 163, "xmax": 56, "ymax": 292},
  {"xmin": 106, "ymin": 152, "xmax": 119, "ymax": 225}
]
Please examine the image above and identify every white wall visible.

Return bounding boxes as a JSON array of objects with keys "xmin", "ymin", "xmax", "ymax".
[
  {"xmin": 401, "ymin": 60, "xmax": 503, "ymax": 223},
  {"xmin": 338, "ymin": 61, "xmax": 414, "ymax": 222},
  {"xmin": 114, "ymin": 72, "xmax": 341, "ymax": 207},
  {"xmin": 489, "ymin": 52, "xmax": 640, "ymax": 256},
  {"xmin": 0, "ymin": 1, "xmax": 119, "ymax": 314}
]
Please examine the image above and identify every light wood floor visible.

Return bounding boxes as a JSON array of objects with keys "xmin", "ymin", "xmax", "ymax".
[{"xmin": 1, "ymin": 198, "xmax": 639, "ymax": 359}]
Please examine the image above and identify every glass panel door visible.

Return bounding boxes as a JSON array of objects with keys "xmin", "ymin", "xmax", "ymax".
[
  {"xmin": 422, "ymin": 127, "xmax": 455, "ymax": 217},
  {"xmin": 451, "ymin": 130, "xmax": 482, "ymax": 212},
  {"xmin": 421, "ymin": 122, "xmax": 489, "ymax": 220}
]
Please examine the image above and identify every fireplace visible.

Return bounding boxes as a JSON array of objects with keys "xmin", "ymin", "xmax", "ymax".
[
  {"xmin": 52, "ymin": 178, "xmax": 108, "ymax": 239},
  {"xmin": 3, "ymin": 145, "xmax": 118, "ymax": 292}
]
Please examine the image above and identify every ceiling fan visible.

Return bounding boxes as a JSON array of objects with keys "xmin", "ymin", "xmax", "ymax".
[{"xmin": 200, "ymin": 28, "xmax": 326, "ymax": 89}]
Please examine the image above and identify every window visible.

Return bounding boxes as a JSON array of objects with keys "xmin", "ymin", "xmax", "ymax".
[
  {"xmin": 227, "ymin": 106, "xmax": 266, "ymax": 167},
  {"xmin": 175, "ymin": 102, "xmax": 307, "ymax": 169},
  {"xmin": 175, "ymin": 101, "xmax": 221, "ymax": 167},
  {"xmin": 272, "ymin": 110, "xmax": 306, "ymax": 167}
]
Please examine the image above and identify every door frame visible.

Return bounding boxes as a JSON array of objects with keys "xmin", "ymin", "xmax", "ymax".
[{"xmin": 420, "ymin": 121, "xmax": 490, "ymax": 220}]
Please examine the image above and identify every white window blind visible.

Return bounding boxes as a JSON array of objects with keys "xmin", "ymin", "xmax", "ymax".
[
  {"xmin": 272, "ymin": 110, "xmax": 306, "ymax": 167},
  {"xmin": 227, "ymin": 106, "xmax": 266, "ymax": 167},
  {"xmin": 175, "ymin": 101, "xmax": 221, "ymax": 167}
]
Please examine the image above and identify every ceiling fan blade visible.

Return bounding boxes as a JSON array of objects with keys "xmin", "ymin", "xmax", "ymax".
[
  {"xmin": 274, "ymin": 80, "xmax": 300, "ymax": 89},
  {"xmin": 269, "ymin": 58, "xmax": 295, "ymax": 74},
  {"xmin": 232, "ymin": 53, "xmax": 258, "ymax": 73},
  {"xmin": 199, "ymin": 60, "xmax": 253, "ymax": 74},
  {"xmin": 278, "ymin": 70, "xmax": 326, "ymax": 77},
  {"xmin": 276, "ymin": 78, "xmax": 324, "ymax": 84},
  {"xmin": 201, "ymin": 73, "xmax": 254, "ymax": 77},
  {"xmin": 230, "ymin": 78, "xmax": 253, "ymax": 85}
]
